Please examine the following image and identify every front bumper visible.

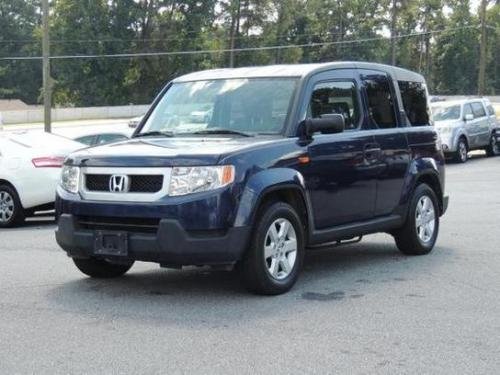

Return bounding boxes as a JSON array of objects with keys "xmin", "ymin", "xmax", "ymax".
[{"xmin": 56, "ymin": 214, "xmax": 250, "ymax": 266}]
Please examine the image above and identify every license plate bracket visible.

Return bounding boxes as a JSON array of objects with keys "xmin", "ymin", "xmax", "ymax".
[{"xmin": 94, "ymin": 231, "xmax": 128, "ymax": 257}]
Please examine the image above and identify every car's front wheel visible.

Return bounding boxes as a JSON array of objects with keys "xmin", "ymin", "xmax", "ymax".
[
  {"xmin": 0, "ymin": 184, "xmax": 25, "ymax": 228},
  {"xmin": 454, "ymin": 138, "xmax": 468, "ymax": 163},
  {"xmin": 72, "ymin": 257, "xmax": 134, "ymax": 278},
  {"xmin": 393, "ymin": 183, "xmax": 440, "ymax": 255},
  {"xmin": 240, "ymin": 201, "xmax": 305, "ymax": 295}
]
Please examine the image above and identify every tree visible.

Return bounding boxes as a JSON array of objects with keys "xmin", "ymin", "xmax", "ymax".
[
  {"xmin": 433, "ymin": 0, "xmax": 479, "ymax": 94},
  {"xmin": 0, "ymin": 0, "xmax": 41, "ymax": 104}
]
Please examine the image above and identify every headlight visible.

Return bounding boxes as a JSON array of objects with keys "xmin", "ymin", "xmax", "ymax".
[
  {"xmin": 60, "ymin": 165, "xmax": 80, "ymax": 193},
  {"xmin": 169, "ymin": 165, "xmax": 235, "ymax": 196}
]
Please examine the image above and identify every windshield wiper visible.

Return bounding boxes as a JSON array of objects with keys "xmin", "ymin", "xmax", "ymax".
[
  {"xmin": 134, "ymin": 130, "xmax": 175, "ymax": 138},
  {"xmin": 180, "ymin": 128, "xmax": 253, "ymax": 137}
]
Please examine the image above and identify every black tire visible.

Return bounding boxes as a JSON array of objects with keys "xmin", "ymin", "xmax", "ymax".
[
  {"xmin": 240, "ymin": 201, "xmax": 305, "ymax": 295},
  {"xmin": 485, "ymin": 134, "xmax": 500, "ymax": 157},
  {"xmin": 394, "ymin": 183, "xmax": 440, "ymax": 256},
  {"xmin": 0, "ymin": 184, "xmax": 25, "ymax": 228},
  {"xmin": 454, "ymin": 137, "xmax": 468, "ymax": 163},
  {"xmin": 72, "ymin": 257, "xmax": 134, "ymax": 278}
]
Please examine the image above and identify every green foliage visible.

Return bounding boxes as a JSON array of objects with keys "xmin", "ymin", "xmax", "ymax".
[{"xmin": 0, "ymin": 0, "xmax": 498, "ymax": 107}]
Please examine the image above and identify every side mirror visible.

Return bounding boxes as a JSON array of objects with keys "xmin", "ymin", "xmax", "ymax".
[
  {"xmin": 300, "ymin": 114, "xmax": 345, "ymax": 138},
  {"xmin": 464, "ymin": 114, "xmax": 474, "ymax": 122}
]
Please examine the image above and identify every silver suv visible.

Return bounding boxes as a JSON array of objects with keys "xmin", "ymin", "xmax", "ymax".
[{"xmin": 432, "ymin": 98, "xmax": 499, "ymax": 163}]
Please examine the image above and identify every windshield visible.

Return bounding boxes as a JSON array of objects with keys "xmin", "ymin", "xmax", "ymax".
[
  {"xmin": 140, "ymin": 78, "xmax": 298, "ymax": 136},
  {"xmin": 432, "ymin": 105, "xmax": 461, "ymax": 121}
]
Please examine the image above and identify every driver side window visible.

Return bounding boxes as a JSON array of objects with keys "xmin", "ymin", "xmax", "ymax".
[{"xmin": 307, "ymin": 81, "xmax": 360, "ymax": 130}]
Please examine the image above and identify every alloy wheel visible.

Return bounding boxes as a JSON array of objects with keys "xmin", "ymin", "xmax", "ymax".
[
  {"xmin": 459, "ymin": 141, "xmax": 467, "ymax": 162},
  {"xmin": 415, "ymin": 195, "xmax": 436, "ymax": 244},
  {"xmin": 263, "ymin": 218, "xmax": 297, "ymax": 280},
  {"xmin": 491, "ymin": 136, "xmax": 499, "ymax": 155},
  {"xmin": 0, "ymin": 190, "xmax": 15, "ymax": 223}
]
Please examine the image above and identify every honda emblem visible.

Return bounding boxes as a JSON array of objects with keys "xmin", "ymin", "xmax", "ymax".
[{"xmin": 109, "ymin": 175, "xmax": 129, "ymax": 193}]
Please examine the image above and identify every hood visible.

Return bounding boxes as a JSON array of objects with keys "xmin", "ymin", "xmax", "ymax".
[
  {"xmin": 66, "ymin": 136, "xmax": 279, "ymax": 167},
  {"xmin": 434, "ymin": 119, "xmax": 461, "ymax": 128}
]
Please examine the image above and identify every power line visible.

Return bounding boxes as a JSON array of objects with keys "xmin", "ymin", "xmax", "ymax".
[
  {"xmin": 0, "ymin": 25, "xmax": 479, "ymax": 62},
  {"xmin": 0, "ymin": 30, "xmax": 347, "ymax": 45}
]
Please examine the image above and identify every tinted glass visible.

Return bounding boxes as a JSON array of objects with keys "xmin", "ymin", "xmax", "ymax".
[
  {"xmin": 142, "ymin": 78, "xmax": 298, "ymax": 135},
  {"xmin": 487, "ymin": 105, "xmax": 495, "ymax": 116},
  {"xmin": 398, "ymin": 81, "xmax": 429, "ymax": 126},
  {"xmin": 307, "ymin": 81, "xmax": 360, "ymax": 130},
  {"xmin": 471, "ymin": 102, "xmax": 486, "ymax": 118},
  {"xmin": 464, "ymin": 104, "xmax": 473, "ymax": 117},
  {"xmin": 364, "ymin": 76, "xmax": 397, "ymax": 129},
  {"xmin": 97, "ymin": 134, "xmax": 127, "ymax": 145},
  {"xmin": 75, "ymin": 135, "xmax": 96, "ymax": 145},
  {"xmin": 432, "ymin": 105, "xmax": 461, "ymax": 121}
]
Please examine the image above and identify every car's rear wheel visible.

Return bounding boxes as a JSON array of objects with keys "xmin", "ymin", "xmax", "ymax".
[
  {"xmin": 240, "ymin": 201, "xmax": 305, "ymax": 295},
  {"xmin": 0, "ymin": 184, "xmax": 25, "ymax": 228},
  {"xmin": 393, "ymin": 183, "xmax": 439, "ymax": 255},
  {"xmin": 72, "ymin": 257, "xmax": 134, "ymax": 278},
  {"xmin": 454, "ymin": 138, "xmax": 468, "ymax": 163},
  {"xmin": 485, "ymin": 134, "xmax": 500, "ymax": 157}
]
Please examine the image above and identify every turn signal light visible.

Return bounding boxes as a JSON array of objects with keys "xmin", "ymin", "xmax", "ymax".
[{"xmin": 32, "ymin": 156, "xmax": 65, "ymax": 168}]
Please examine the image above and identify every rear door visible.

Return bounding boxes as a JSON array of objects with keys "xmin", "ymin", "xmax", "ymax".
[
  {"xmin": 298, "ymin": 69, "xmax": 378, "ymax": 228},
  {"xmin": 471, "ymin": 101, "xmax": 490, "ymax": 146},
  {"xmin": 359, "ymin": 70, "xmax": 411, "ymax": 217}
]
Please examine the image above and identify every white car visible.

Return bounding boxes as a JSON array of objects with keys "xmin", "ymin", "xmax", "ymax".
[
  {"xmin": 0, "ymin": 131, "xmax": 83, "ymax": 227},
  {"xmin": 432, "ymin": 98, "xmax": 499, "ymax": 163}
]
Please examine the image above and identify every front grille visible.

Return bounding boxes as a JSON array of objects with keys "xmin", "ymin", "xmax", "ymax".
[
  {"xmin": 76, "ymin": 216, "xmax": 160, "ymax": 233},
  {"xmin": 86, "ymin": 174, "xmax": 111, "ymax": 191},
  {"xmin": 85, "ymin": 174, "xmax": 163, "ymax": 193},
  {"xmin": 129, "ymin": 175, "xmax": 163, "ymax": 193}
]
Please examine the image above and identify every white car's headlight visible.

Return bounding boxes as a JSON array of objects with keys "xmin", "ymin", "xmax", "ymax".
[
  {"xmin": 60, "ymin": 165, "xmax": 80, "ymax": 193},
  {"xmin": 169, "ymin": 165, "xmax": 235, "ymax": 196}
]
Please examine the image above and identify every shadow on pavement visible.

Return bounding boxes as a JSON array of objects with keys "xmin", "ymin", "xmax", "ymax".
[
  {"xmin": 46, "ymin": 237, "xmax": 452, "ymax": 326},
  {"xmin": 0, "ymin": 216, "xmax": 55, "ymax": 232}
]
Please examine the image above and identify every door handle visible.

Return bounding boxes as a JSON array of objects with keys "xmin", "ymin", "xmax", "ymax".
[{"xmin": 363, "ymin": 143, "xmax": 381, "ymax": 159}]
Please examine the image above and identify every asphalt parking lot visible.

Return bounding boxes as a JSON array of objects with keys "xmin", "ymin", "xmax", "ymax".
[{"xmin": 1, "ymin": 154, "xmax": 499, "ymax": 374}]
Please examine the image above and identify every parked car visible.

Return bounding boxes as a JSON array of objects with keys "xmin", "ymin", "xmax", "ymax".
[
  {"xmin": 56, "ymin": 62, "xmax": 448, "ymax": 295},
  {"xmin": 74, "ymin": 132, "xmax": 129, "ymax": 146},
  {"xmin": 431, "ymin": 98, "xmax": 500, "ymax": 162},
  {"xmin": 0, "ymin": 131, "xmax": 83, "ymax": 227}
]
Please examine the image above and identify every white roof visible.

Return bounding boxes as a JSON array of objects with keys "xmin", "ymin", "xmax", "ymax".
[
  {"xmin": 431, "ymin": 98, "xmax": 487, "ymax": 107},
  {"xmin": 173, "ymin": 62, "xmax": 425, "ymax": 83}
]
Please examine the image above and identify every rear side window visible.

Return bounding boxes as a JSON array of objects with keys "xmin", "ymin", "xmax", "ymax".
[
  {"xmin": 398, "ymin": 81, "xmax": 430, "ymax": 126},
  {"xmin": 471, "ymin": 102, "xmax": 486, "ymax": 118},
  {"xmin": 75, "ymin": 135, "xmax": 96, "ymax": 146},
  {"xmin": 307, "ymin": 81, "xmax": 360, "ymax": 130},
  {"xmin": 363, "ymin": 75, "xmax": 397, "ymax": 129},
  {"xmin": 97, "ymin": 134, "xmax": 127, "ymax": 145}
]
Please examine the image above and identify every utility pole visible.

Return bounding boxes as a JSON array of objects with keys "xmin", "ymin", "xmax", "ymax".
[
  {"xmin": 478, "ymin": 0, "xmax": 488, "ymax": 96},
  {"xmin": 390, "ymin": 0, "xmax": 398, "ymax": 66},
  {"xmin": 42, "ymin": 0, "xmax": 51, "ymax": 133},
  {"xmin": 228, "ymin": 0, "xmax": 241, "ymax": 68}
]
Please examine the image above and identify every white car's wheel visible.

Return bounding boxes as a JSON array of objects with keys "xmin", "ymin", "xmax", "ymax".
[
  {"xmin": 454, "ymin": 138, "xmax": 468, "ymax": 163},
  {"xmin": 0, "ymin": 184, "xmax": 25, "ymax": 228},
  {"xmin": 486, "ymin": 135, "xmax": 500, "ymax": 157}
]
